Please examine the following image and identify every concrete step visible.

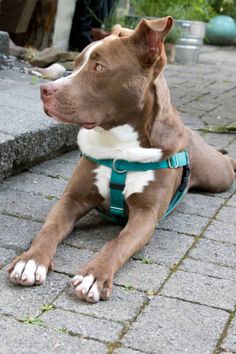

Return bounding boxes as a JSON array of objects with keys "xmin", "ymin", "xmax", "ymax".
[{"xmin": 0, "ymin": 68, "xmax": 78, "ymax": 182}]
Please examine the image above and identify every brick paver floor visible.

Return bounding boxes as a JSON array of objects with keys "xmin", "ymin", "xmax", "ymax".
[{"xmin": 0, "ymin": 46, "xmax": 236, "ymax": 353}]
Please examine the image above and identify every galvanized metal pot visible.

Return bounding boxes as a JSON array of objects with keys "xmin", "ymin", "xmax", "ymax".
[{"xmin": 174, "ymin": 20, "xmax": 206, "ymax": 64}]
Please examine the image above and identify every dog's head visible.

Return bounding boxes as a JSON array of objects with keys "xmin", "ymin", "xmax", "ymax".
[{"xmin": 40, "ymin": 16, "xmax": 173, "ymax": 130}]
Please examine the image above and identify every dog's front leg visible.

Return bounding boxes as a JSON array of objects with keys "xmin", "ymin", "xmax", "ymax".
[
  {"xmin": 8, "ymin": 158, "xmax": 103, "ymax": 286},
  {"xmin": 72, "ymin": 207, "xmax": 157, "ymax": 303}
]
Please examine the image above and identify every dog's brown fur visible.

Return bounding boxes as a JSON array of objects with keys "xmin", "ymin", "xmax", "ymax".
[{"xmin": 9, "ymin": 17, "xmax": 236, "ymax": 302}]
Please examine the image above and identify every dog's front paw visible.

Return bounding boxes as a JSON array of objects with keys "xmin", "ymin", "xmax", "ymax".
[
  {"xmin": 8, "ymin": 259, "xmax": 48, "ymax": 286},
  {"xmin": 71, "ymin": 270, "xmax": 113, "ymax": 303}
]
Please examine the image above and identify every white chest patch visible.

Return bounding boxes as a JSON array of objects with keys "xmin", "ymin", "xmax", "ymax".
[{"xmin": 77, "ymin": 124, "xmax": 163, "ymax": 199}]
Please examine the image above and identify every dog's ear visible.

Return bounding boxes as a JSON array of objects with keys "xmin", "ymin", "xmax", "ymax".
[
  {"xmin": 145, "ymin": 74, "xmax": 186, "ymax": 156},
  {"xmin": 130, "ymin": 16, "xmax": 173, "ymax": 67}
]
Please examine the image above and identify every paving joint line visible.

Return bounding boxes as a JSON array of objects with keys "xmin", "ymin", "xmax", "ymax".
[
  {"xmin": 149, "ymin": 197, "xmax": 232, "ymax": 298},
  {"xmin": 106, "ymin": 297, "xmax": 150, "ymax": 354},
  {"xmin": 160, "ymin": 294, "xmax": 233, "ymax": 314},
  {"xmin": 214, "ymin": 304, "xmax": 236, "ymax": 354}
]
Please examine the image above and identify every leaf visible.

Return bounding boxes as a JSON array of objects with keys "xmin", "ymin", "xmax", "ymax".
[
  {"xmin": 21, "ymin": 317, "xmax": 43, "ymax": 326},
  {"xmin": 41, "ymin": 303, "xmax": 55, "ymax": 312}
]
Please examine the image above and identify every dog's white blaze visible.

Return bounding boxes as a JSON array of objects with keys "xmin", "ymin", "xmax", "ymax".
[
  {"xmin": 72, "ymin": 34, "xmax": 118, "ymax": 77},
  {"xmin": 78, "ymin": 124, "xmax": 162, "ymax": 199},
  {"xmin": 73, "ymin": 41, "xmax": 103, "ymax": 75}
]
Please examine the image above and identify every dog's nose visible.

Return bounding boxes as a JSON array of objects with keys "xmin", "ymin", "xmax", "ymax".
[{"xmin": 40, "ymin": 83, "xmax": 58, "ymax": 98}]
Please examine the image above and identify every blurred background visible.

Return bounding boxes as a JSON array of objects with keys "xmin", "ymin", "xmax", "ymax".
[{"xmin": 0, "ymin": 0, "xmax": 235, "ymax": 51}]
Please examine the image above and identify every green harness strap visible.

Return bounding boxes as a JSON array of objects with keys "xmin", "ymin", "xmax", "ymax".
[{"xmin": 85, "ymin": 150, "xmax": 190, "ymax": 224}]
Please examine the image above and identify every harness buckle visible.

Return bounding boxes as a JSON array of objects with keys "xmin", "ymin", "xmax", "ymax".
[
  {"xmin": 168, "ymin": 155, "xmax": 178, "ymax": 169},
  {"xmin": 112, "ymin": 159, "xmax": 127, "ymax": 174}
]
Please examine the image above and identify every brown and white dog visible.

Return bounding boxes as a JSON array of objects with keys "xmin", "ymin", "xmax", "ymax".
[{"xmin": 8, "ymin": 17, "xmax": 236, "ymax": 303}]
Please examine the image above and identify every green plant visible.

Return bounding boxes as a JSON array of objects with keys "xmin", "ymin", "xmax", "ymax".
[
  {"xmin": 88, "ymin": 1, "xmax": 121, "ymax": 31},
  {"xmin": 122, "ymin": 284, "xmax": 135, "ymax": 292},
  {"xmin": 57, "ymin": 327, "xmax": 70, "ymax": 334},
  {"xmin": 165, "ymin": 26, "xmax": 182, "ymax": 43},
  {"xmin": 131, "ymin": 0, "xmax": 216, "ymax": 22},
  {"xmin": 21, "ymin": 317, "xmax": 43, "ymax": 326},
  {"xmin": 209, "ymin": 0, "xmax": 236, "ymax": 19},
  {"xmin": 136, "ymin": 256, "xmax": 154, "ymax": 264},
  {"xmin": 41, "ymin": 303, "xmax": 55, "ymax": 312}
]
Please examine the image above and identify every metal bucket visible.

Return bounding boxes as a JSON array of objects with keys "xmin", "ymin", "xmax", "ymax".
[{"xmin": 175, "ymin": 20, "xmax": 206, "ymax": 64}]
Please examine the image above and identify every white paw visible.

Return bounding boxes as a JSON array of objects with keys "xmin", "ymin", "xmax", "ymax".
[
  {"xmin": 71, "ymin": 274, "xmax": 100, "ymax": 303},
  {"xmin": 10, "ymin": 260, "xmax": 47, "ymax": 286}
]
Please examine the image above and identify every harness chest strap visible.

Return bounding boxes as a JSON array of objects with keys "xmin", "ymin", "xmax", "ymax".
[{"xmin": 85, "ymin": 150, "xmax": 190, "ymax": 222}]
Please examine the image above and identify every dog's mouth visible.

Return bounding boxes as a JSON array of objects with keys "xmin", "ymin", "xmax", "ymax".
[
  {"xmin": 81, "ymin": 122, "xmax": 97, "ymax": 129},
  {"xmin": 44, "ymin": 107, "xmax": 97, "ymax": 129}
]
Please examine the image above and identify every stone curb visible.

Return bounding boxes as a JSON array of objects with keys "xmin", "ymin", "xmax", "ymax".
[
  {"xmin": 0, "ymin": 125, "xmax": 78, "ymax": 182},
  {"xmin": 0, "ymin": 69, "xmax": 79, "ymax": 182}
]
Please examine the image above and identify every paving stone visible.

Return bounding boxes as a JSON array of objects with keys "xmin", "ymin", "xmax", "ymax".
[
  {"xmin": 180, "ymin": 100, "xmax": 218, "ymax": 112},
  {"xmin": 135, "ymin": 229, "xmax": 193, "ymax": 268},
  {"xmin": 54, "ymin": 285, "xmax": 147, "ymax": 322},
  {"xmin": 175, "ymin": 193, "xmax": 223, "ymax": 218},
  {"xmin": 0, "ymin": 268, "xmax": 68, "ymax": 318},
  {"xmin": 203, "ymin": 132, "xmax": 235, "ymax": 149},
  {"xmin": 65, "ymin": 210, "xmax": 122, "ymax": 252},
  {"xmin": 54, "ymin": 245, "xmax": 96, "ymax": 276},
  {"xmin": 228, "ymin": 190, "xmax": 236, "ymax": 207},
  {"xmin": 161, "ymin": 270, "xmax": 236, "ymax": 310},
  {"xmin": 0, "ymin": 247, "xmax": 16, "ymax": 269},
  {"xmin": 190, "ymin": 238, "xmax": 236, "ymax": 268},
  {"xmin": 31, "ymin": 158, "xmax": 77, "ymax": 180},
  {"xmin": 204, "ymin": 219, "xmax": 236, "ymax": 245},
  {"xmin": 201, "ymin": 109, "xmax": 236, "ymax": 126},
  {"xmin": 216, "ymin": 206, "xmax": 236, "ymax": 224},
  {"xmin": 0, "ymin": 214, "xmax": 41, "ymax": 251},
  {"xmin": 180, "ymin": 112, "xmax": 205, "ymax": 129},
  {"xmin": 2, "ymin": 172, "xmax": 67, "ymax": 198},
  {"xmin": 41, "ymin": 308, "xmax": 123, "ymax": 342},
  {"xmin": 114, "ymin": 259, "xmax": 169, "ymax": 292},
  {"xmin": 50, "ymin": 149, "xmax": 79, "ymax": 162},
  {"xmin": 227, "ymin": 139, "xmax": 236, "ymax": 157},
  {"xmin": 122, "ymin": 296, "xmax": 228, "ymax": 354},
  {"xmin": 222, "ymin": 316, "xmax": 236, "ymax": 353},
  {"xmin": 159, "ymin": 212, "xmax": 208, "ymax": 236},
  {"xmin": 0, "ymin": 188, "xmax": 54, "ymax": 222},
  {"xmin": 180, "ymin": 257, "xmax": 236, "ymax": 281},
  {"xmin": 0, "ymin": 315, "xmax": 107, "ymax": 354},
  {"xmin": 228, "ymin": 194, "xmax": 236, "ymax": 208}
]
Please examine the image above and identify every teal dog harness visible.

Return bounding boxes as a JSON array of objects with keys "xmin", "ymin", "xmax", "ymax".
[{"xmin": 85, "ymin": 150, "xmax": 190, "ymax": 225}]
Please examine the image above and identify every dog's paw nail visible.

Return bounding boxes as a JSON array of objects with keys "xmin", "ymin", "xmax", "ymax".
[
  {"xmin": 81, "ymin": 288, "xmax": 87, "ymax": 295},
  {"xmin": 71, "ymin": 275, "xmax": 84, "ymax": 287}
]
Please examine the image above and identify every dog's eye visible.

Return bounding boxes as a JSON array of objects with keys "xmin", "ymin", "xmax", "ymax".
[{"xmin": 95, "ymin": 63, "xmax": 104, "ymax": 72}]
